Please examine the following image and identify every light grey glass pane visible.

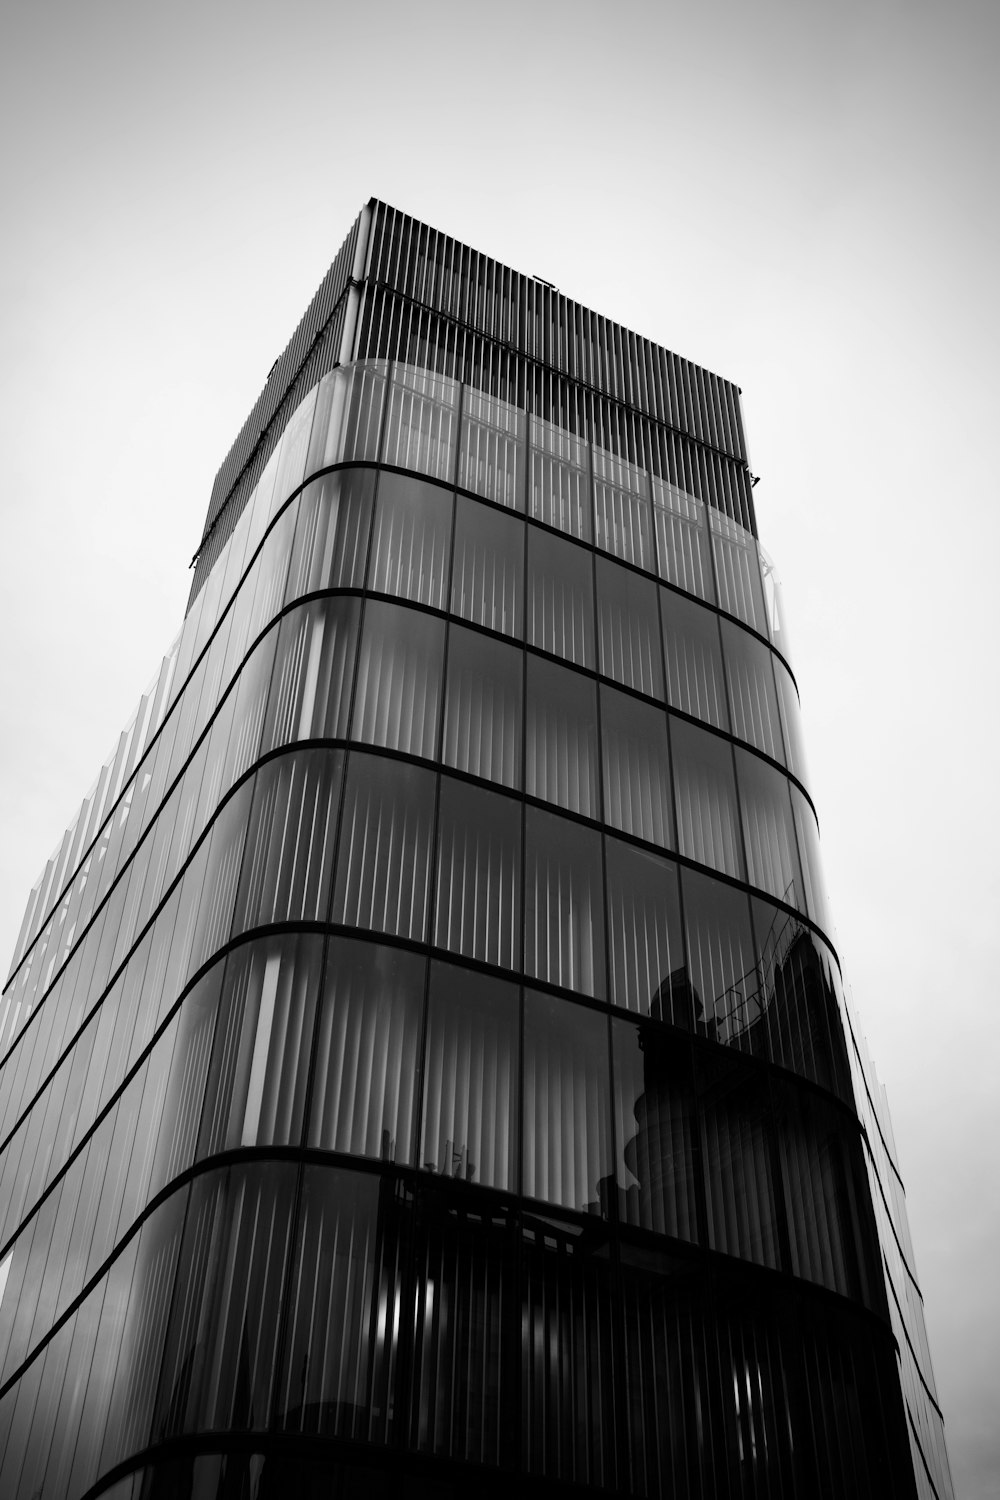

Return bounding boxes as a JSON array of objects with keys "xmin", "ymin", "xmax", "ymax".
[
  {"xmin": 661, "ymin": 588, "xmax": 728, "ymax": 729},
  {"xmin": 352, "ymin": 601, "xmax": 444, "ymax": 760},
  {"xmin": 524, "ymin": 807, "xmax": 605, "ymax": 999},
  {"xmin": 529, "ymin": 415, "xmax": 591, "ymax": 540},
  {"xmin": 306, "ymin": 362, "xmax": 388, "ymax": 471},
  {"xmin": 443, "ymin": 626, "xmax": 522, "ymax": 790},
  {"xmin": 605, "ymin": 838, "xmax": 683, "ymax": 1016},
  {"xmin": 368, "ymin": 472, "xmax": 452, "ymax": 609},
  {"xmin": 735, "ymin": 749, "xmax": 802, "ymax": 908},
  {"xmin": 232, "ymin": 749, "xmax": 343, "ymax": 932},
  {"xmin": 263, "ymin": 597, "xmax": 359, "ymax": 750},
  {"xmin": 613, "ymin": 1019, "xmax": 698, "ymax": 1241},
  {"xmin": 789, "ymin": 787, "xmax": 832, "ymax": 936},
  {"xmin": 526, "ymin": 526, "xmax": 594, "ymax": 667},
  {"xmin": 651, "ymin": 478, "xmax": 715, "ymax": 602},
  {"xmin": 382, "ymin": 366, "xmax": 460, "ymax": 483},
  {"xmin": 333, "ymin": 755, "xmax": 436, "ymax": 942},
  {"xmin": 600, "ymin": 686, "xmax": 672, "ymax": 847},
  {"xmin": 670, "ymin": 719, "xmax": 743, "ymax": 879},
  {"xmin": 722, "ymin": 619, "xmax": 782, "ymax": 761},
  {"xmin": 309, "ymin": 939, "xmax": 425, "ymax": 1163},
  {"xmin": 434, "ymin": 779, "xmax": 521, "ymax": 970},
  {"xmin": 596, "ymin": 557, "xmax": 663, "ymax": 698},
  {"xmin": 421, "ymin": 962, "xmax": 519, "ymax": 1191},
  {"xmin": 458, "ymin": 389, "xmax": 526, "ymax": 511},
  {"xmin": 523, "ymin": 991, "xmax": 610, "ymax": 1213},
  {"xmin": 285, "ymin": 468, "xmax": 375, "ymax": 598},
  {"xmin": 774, "ymin": 660, "xmax": 809, "ymax": 786},
  {"xmin": 710, "ymin": 510, "xmax": 767, "ymax": 635},
  {"xmin": 525, "ymin": 656, "xmax": 599, "ymax": 818},
  {"xmin": 451, "ymin": 495, "xmax": 523, "ymax": 637},
  {"xmin": 593, "ymin": 448, "xmax": 653, "ymax": 571}
]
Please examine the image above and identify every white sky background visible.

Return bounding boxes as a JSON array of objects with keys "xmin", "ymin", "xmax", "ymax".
[{"xmin": 0, "ymin": 0, "xmax": 997, "ymax": 1492}]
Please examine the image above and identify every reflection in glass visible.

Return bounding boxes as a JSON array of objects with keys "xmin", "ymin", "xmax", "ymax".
[
  {"xmin": 721, "ymin": 619, "xmax": 783, "ymax": 762},
  {"xmin": 681, "ymin": 869, "xmax": 760, "ymax": 1050},
  {"xmin": 451, "ymin": 495, "xmax": 523, "ymax": 637},
  {"xmin": 525, "ymin": 656, "xmax": 599, "ymax": 817},
  {"xmin": 529, "ymin": 415, "xmax": 591, "ymax": 540},
  {"xmin": 382, "ymin": 366, "xmax": 459, "ymax": 483},
  {"xmin": 593, "ymin": 447, "xmax": 653, "ymax": 571},
  {"xmin": 285, "ymin": 468, "xmax": 375, "ymax": 598},
  {"xmin": 613, "ymin": 1019, "xmax": 698, "ymax": 1241},
  {"xmin": 232, "ymin": 750, "xmax": 343, "ymax": 934},
  {"xmin": 710, "ymin": 509, "xmax": 767, "ymax": 635},
  {"xmin": 333, "ymin": 755, "xmax": 436, "ymax": 942},
  {"xmin": 697, "ymin": 1051, "xmax": 779, "ymax": 1268},
  {"xmin": 352, "ymin": 601, "xmax": 444, "ymax": 760},
  {"xmin": 596, "ymin": 557, "xmax": 663, "ymax": 698},
  {"xmin": 442, "ymin": 627, "xmax": 522, "ymax": 789},
  {"xmin": 605, "ymin": 839, "xmax": 683, "ymax": 1017},
  {"xmin": 651, "ymin": 478, "xmax": 715, "ymax": 602},
  {"xmin": 309, "ymin": 939, "xmax": 424, "ymax": 1164},
  {"xmin": 421, "ymin": 963, "xmax": 519, "ymax": 1191},
  {"xmin": 368, "ymin": 472, "xmax": 452, "ymax": 609},
  {"xmin": 262, "ymin": 597, "xmax": 359, "ymax": 749},
  {"xmin": 526, "ymin": 526, "xmax": 594, "ymax": 667},
  {"xmin": 671, "ymin": 719, "xmax": 743, "ymax": 879},
  {"xmin": 524, "ymin": 808, "xmax": 604, "ymax": 999},
  {"xmin": 751, "ymin": 899, "xmax": 850, "ymax": 1097},
  {"xmin": 458, "ymin": 389, "xmax": 525, "ymax": 510},
  {"xmin": 735, "ymin": 749, "xmax": 801, "ymax": 907},
  {"xmin": 435, "ymin": 780, "xmax": 521, "ymax": 970},
  {"xmin": 790, "ymin": 786, "xmax": 832, "ymax": 935},
  {"xmin": 601, "ymin": 686, "xmax": 672, "ymax": 847},
  {"xmin": 306, "ymin": 362, "xmax": 388, "ymax": 471},
  {"xmin": 774, "ymin": 660, "xmax": 809, "ymax": 785},
  {"xmin": 523, "ymin": 991, "xmax": 611, "ymax": 1213},
  {"xmin": 662, "ymin": 587, "xmax": 728, "ymax": 729}
]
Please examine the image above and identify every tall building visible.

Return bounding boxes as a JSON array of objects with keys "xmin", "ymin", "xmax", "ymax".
[{"xmin": 0, "ymin": 202, "xmax": 952, "ymax": 1500}]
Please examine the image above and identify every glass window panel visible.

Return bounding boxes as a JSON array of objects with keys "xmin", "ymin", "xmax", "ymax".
[
  {"xmin": 351, "ymin": 601, "xmax": 444, "ymax": 761},
  {"xmin": 605, "ymin": 838, "xmax": 683, "ymax": 1017},
  {"xmin": 651, "ymin": 478, "xmax": 715, "ymax": 603},
  {"xmin": 421, "ymin": 962, "xmax": 519, "ymax": 1192},
  {"xmin": 451, "ymin": 495, "xmax": 524, "ymax": 637},
  {"xmin": 721, "ymin": 619, "xmax": 783, "ymax": 761},
  {"xmin": 308, "ymin": 938, "xmax": 424, "ymax": 1164},
  {"xmin": 270, "ymin": 387, "xmax": 318, "ymax": 517},
  {"xmin": 525, "ymin": 656, "xmax": 599, "ymax": 818},
  {"xmin": 523, "ymin": 991, "xmax": 611, "ymax": 1214},
  {"xmin": 661, "ymin": 588, "xmax": 728, "ymax": 730},
  {"xmin": 593, "ymin": 447, "xmax": 653, "ymax": 571},
  {"xmin": 187, "ymin": 778, "xmax": 255, "ymax": 976},
  {"xmin": 458, "ymin": 389, "xmax": 526, "ymax": 510},
  {"xmin": 197, "ymin": 934, "xmax": 324, "ymax": 1156},
  {"xmin": 529, "ymin": 414, "xmax": 592, "ymax": 541},
  {"xmin": 219, "ymin": 628, "xmax": 277, "ymax": 797},
  {"xmin": 306, "ymin": 361, "xmax": 388, "ymax": 471},
  {"xmin": 333, "ymin": 755, "xmax": 436, "ymax": 942},
  {"xmin": 790, "ymin": 787, "xmax": 832, "ymax": 935},
  {"xmin": 596, "ymin": 557, "xmax": 663, "ymax": 699},
  {"xmin": 774, "ymin": 661, "xmax": 809, "ymax": 786},
  {"xmin": 524, "ymin": 807, "xmax": 605, "ymax": 999},
  {"xmin": 710, "ymin": 510, "xmax": 767, "ymax": 635},
  {"xmin": 613, "ymin": 1019, "xmax": 698, "ymax": 1241},
  {"xmin": 735, "ymin": 749, "xmax": 802, "ymax": 908},
  {"xmin": 697, "ymin": 1050, "xmax": 780, "ymax": 1268},
  {"xmin": 751, "ymin": 900, "xmax": 850, "ymax": 1097},
  {"xmin": 442, "ymin": 627, "xmax": 522, "ymax": 790},
  {"xmin": 276, "ymin": 1164, "xmax": 382, "ymax": 1439},
  {"xmin": 434, "ymin": 780, "xmax": 521, "ymax": 971},
  {"xmin": 368, "ymin": 471, "xmax": 452, "ymax": 609},
  {"xmin": 382, "ymin": 365, "xmax": 460, "ymax": 483},
  {"xmin": 526, "ymin": 525, "xmax": 594, "ymax": 668},
  {"xmin": 681, "ymin": 869, "xmax": 761, "ymax": 1052},
  {"xmin": 232, "ymin": 749, "xmax": 343, "ymax": 933},
  {"xmin": 285, "ymin": 468, "xmax": 375, "ymax": 599},
  {"xmin": 262, "ymin": 597, "xmax": 359, "ymax": 751},
  {"xmin": 758, "ymin": 544, "xmax": 793, "ymax": 663},
  {"xmin": 600, "ymin": 686, "xmax": 672, "ymax": 847},
  {"xmin": 670, "ymin": 719, "xmax": 743, "ymax": 879}
]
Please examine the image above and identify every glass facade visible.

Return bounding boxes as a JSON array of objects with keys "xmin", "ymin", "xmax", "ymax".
[{"xmin": 0, "ymin": 203, "xmax": 952, "ymax": 1499}]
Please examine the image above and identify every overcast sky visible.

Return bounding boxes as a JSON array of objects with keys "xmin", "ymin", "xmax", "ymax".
[{"xmin": 1, "ymin": 0, "xmax": 997, "ymax": 1493}]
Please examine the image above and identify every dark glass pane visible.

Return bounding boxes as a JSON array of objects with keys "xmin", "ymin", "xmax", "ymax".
[
  {"xmin": 670, "ymin": 719, "xmax": 744, "ymax": 879},
  {"xmin": 333, "ymin": 755, "xmax": 436, "ymax": 942},
  {"xmin": 352, "ymin": 601, "xmax": 444, "ymax": 760},
  {"xmin": 524, "ymin": 807, "xmax": 605, "ymax": 999},
  {"xmin": 735, "ymin": 748, "xmax": 802, "ymax": 907},
  {"xmin": 529, "ymin": 414, "xmax": 592, "ymax": 541},
  {"xmin": 451, "ymin": 494, "xmax": 524, "ymax": 637},
  {"xmin": 285, "ymin": 468, "xmax": 375, "ymax": 598},
  {"xmin": 697, "ymin": 1051, "xmax": 780, "ymax": 1268},
  {"xmin": 523, "ymin": 991, "xmax": 611, "ymax": 1214},
  {"xmin": 613, "ymin": 1019, "xmax": 698, "ymax": 1242},
  {"xmin": 421, "ymin": 963, "xmax": 519, "ymax": 1192},
  {"xmin": 596, "ymin": 557, "xmax": 663, "ymax": 699},
  {"xmin": 262, "ymin": 598, "xmax": 359, "ymax": 750},
  {"xmin": 458, "ymin": 389, "xmax": 526, "ymax": 511},
  {"xmin": 434, "ymin": 780, "xmax": 521, "ymax": 970},
  {"xmin": 525, "ymin": 655, "xmax": 599, "ymax": 817},
  {"xmin": 722, "ymin": 618, "xmax": 783, "ymax": 761},
  {"xmin": 600, "ymin": 686, "xmax": 672, "ymax": 847},
  {"xmin": 308, "ymin": 938, "xmax": 424, "ymax": 1164},
  {"xmin": 368, "ymin": 471, "xmax": 452, "ymax": 609},
  {"xmin": 661, "ymin": 587, "xmax": 728, "ymax": 729},
  {"xmin": 681, "ymin": 869, "xmax": 760, "ymax": 1051},
  {"xmin": 442, "ymin": 627, "xmax": 522, "ymax": 790},
  {"xmin": 526, "ymin": 526, "xmax": 594, "ymax": 668},
  {"xmin": 651, "ymin": 478, "xmax": 715, "ymax": 603},
  {"xmin": 605, "ymin": 838, "xmax": 683, "ymax": 1017},
  {"xmin": 751, "ymin": 900, "xmax": 851, "ymax": 1098},
  {"xmin": 232, "ymin": 749, "xmax": 343, "ymax": 933}
]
